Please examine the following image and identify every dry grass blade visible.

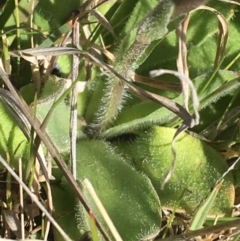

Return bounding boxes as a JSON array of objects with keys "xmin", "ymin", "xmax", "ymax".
[
  {"xmin": 3, "ymin": 210, "xmax": 22, "ymax": 239},
  {"xmin": 150, "ymin": 69, "xmax": 200, "ymax": 127},
  {"xmin": 176, "ymin": 15, "xmax": 189, "ymax": 77},
  {"xmin": 216, "ymin": 156, "xmax": 240, "ymax": 184},
  {"xmin": 90, "ymin": 9, "xmax": 117, "ymax": 39},
  {"xmin": 70, "ymin": 14, "xmax": 80, "ymax": 180},
  {"xmin": 219, "ymin": 0, "xmax": 240, "ymax": 5},
  {"xmin": 133, "ymin": 73, "xmax": 181, "ymax": 92},
  {"xmin": 0, "ymin": 89, "xmax": 30, "ymax": 137},
  {"xmin": 126, "ymin": 84, "xmax": 193, "ymax": 126},
  {"xmin": 176, "ymin": 14, "xmax": 190, "ymax": 111},
  {"xmin": 197, "ymin": 5, "xmax": 229, "ymax": 68},
  {"xmin": 84, "ymin": 178, "xmax": 123, "ymax": 241},
  {"xmin": 10, "ymin": 47, "xmax": 81, "ymax": 58},
  {"xmin": 161, "ymin": 123, "xmax": 189, "ymax": 189}
]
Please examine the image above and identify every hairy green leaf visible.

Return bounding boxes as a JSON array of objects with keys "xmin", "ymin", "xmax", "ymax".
[
  {"xmin": 76, "ymin": 140, "xmax": 161, "ymax": 241},
  {"xmin": 126, "ymin": 127, "xmax": 234, "ymax": 216}
]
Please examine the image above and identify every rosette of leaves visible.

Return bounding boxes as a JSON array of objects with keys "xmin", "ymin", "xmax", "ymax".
[{"xmin": 0, "ymin": 0, "xmax": 239, "ymax": 240}]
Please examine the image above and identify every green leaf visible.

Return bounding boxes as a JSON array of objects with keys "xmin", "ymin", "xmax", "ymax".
[
  {"xmin": 124, "ymin": 127, "xmax": 234, "ymax": 216},
  {"xmin": 35, "ymin": 77, "xmax": 70, "ymax": 153},
  {"xmin": 0, "ymin": 100, "xmax": 28, "ymax": 163},
  {"xmin": 115, "ymin": 0, "xmax": 180, "ymax": 73},
  {"xmin": 76, "ymin": 139, "xmax": 161, "ymax": 241}
]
